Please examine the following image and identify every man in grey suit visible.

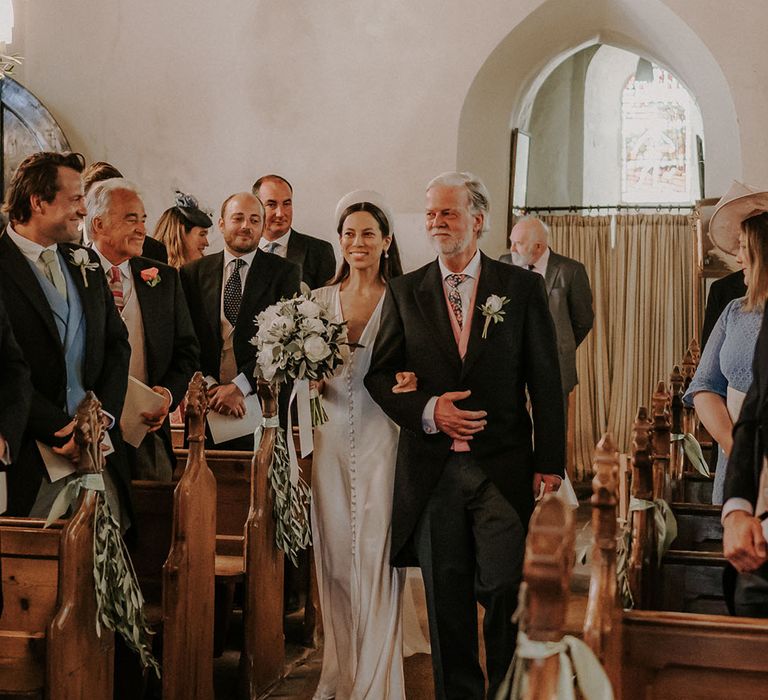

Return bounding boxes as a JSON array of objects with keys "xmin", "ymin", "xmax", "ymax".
[
  {"xmin": 253, "ymin": 174, "xmax": 336, "ymax": 289},
  {"xmin": 500, "ymin": 216, "xmax": 594, "ymax": 413}
]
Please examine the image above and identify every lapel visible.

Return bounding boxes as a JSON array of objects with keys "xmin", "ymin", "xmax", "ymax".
[
  {"xmin": 240, "ymin": 250, "xmax": 272, "ymax": 321},
  {"xmin": 286, "ymin": 230, "xmax": 306, "ymax": 269},
  {"xmin": 544, "ymin": 249, "xmax": 560, "ymax": 296},
  {"xmin": 462, "ymin": 254, "xmax": 502, "ymax": 379},
  {"xmin": 414, "ymin": 261, "xmax": 462, "ymax": 370},
  {"xmin": 0, "ymin": 231, "xmax": 62, "ymax": 348},
  {"xmin": 201, "ymin": 252, "xmax": 224, "ymax": 339}
]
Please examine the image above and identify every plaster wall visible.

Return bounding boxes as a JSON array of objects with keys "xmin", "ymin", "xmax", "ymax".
[{"xmin": 4, "ymin": 0, "xmax": 762, "ymax": 266}]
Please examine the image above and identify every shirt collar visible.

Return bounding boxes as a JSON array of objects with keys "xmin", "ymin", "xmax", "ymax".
[
  {"xmin": 530, "ymin": 246, "xmax": 550, "ymax": 276},
  {"xmin": 223, "ymin": 247, "xmax": 258, "ymax": 270},
  {"xmin": 259, "ymin": 228, "xmax": 292, "ymax": 251},
  {"xmin": 92, "ymin": 244, "xmax": 131, "ymax": 277},
  {"xmin": 438, "ymin": 248, "xmax": 482, "ymax": 280},
  {"xmin": 6, "ymin": 224, "xmax": 57, "ymax": 262}
]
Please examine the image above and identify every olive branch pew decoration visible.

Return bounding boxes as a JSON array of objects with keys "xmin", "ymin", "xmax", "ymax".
[{"xmin": 45, "ymin": 392, "xmax": 160, "ymax": 676}]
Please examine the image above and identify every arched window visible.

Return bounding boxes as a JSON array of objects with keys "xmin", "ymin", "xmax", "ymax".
[
  {"xmin": 0, "ymin": 0, "xmax": 14, "ymax": 45},
  {"xmin": 621, "ymin": 63, "xmax": 695, "ymax": 203}
]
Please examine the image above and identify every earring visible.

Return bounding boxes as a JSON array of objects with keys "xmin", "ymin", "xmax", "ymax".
[{"xmin": 384, "ymin": 250, "xmax": 389, "ymax": 259}]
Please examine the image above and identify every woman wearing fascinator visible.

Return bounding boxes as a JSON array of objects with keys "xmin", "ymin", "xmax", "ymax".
[
  {"xmin": 153, "ymin": 190, "xmax": 213, "ymax": 268},
  {"xmin": 310, "ymin": 191, "xmax": 428, "ymax": 699}
]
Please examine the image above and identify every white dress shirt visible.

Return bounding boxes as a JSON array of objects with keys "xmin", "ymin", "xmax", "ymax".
[
  {"xmin": 527, "ymin": 246, "xmax": 551, "ymax": 277},
  {"xmin": 6, "ymin": 225, "xmax": 60, "ymax": 276},
  {"xmin": 258, "ymin": 229, "xmax": 292, "ymax": 258}
]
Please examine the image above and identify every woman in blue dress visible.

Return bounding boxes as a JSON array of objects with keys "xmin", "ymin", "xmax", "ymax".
[{"xmin": 684, "ymin": 211, "xmax": 768, "ymax": 504}]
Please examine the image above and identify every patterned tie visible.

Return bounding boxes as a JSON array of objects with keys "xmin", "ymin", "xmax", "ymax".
[
  {"xmin": 444, "ymin": 273, "xmax": 467, "ymax": 328},
  {"xmin": 109, "ymin": 266, "xmax": 124, "ymax": 312},
  {"xmin": 40, "ymin": 249, "xmax": 67, "ymax": 300},
  {"xmin": 223, "ymin": 258, "xmax": 246, "ymax": 326}
]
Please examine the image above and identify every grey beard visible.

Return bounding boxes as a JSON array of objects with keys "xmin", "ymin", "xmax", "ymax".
[{"xmin": 510, "ymin": 251, "xmax": 531, "ymax": 267}]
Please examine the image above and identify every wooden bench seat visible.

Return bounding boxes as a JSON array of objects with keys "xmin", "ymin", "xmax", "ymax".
[
  {"xmin": 129, "ymin": 373, "xmax": 216, "ymax": 700},
  {"xmin": 0, "ymin": 501, "xmax": 113, "ymax": 697},
  {"xmin": 670, "ymin": 502, "xmax": 723, "ymax": 551}
]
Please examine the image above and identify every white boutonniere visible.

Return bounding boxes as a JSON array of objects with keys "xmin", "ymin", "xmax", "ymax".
[
  {"xmin": 479, "ymin": 294, "xmax": 510, "ymax": 339},
  {"xmin": 68, "ymin": 249, "xmax": 100, "ymax": 287}
]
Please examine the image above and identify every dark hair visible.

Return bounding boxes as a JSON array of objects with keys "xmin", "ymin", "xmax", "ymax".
[
  {"xmin": 83, "ymin": 161, "xmax": 123, "ymax": 195},
  {"xmin": 252, "ymin": 174, "xmax": 293, "ymax": 195},
  {"xmin": 330, "ymin": 202, "xmax": 402, "ymax": 285},
  {"xmin": 3, "ymin": 151, "xmax": 86, "ymax": 224}
]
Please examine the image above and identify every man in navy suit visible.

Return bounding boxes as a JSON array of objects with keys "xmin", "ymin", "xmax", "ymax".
[
  {"xmin": 366, "ymin": 172, "xmax": 564, "ymax": 699},
  {"xmin": 253, "ymin": 174, "xmax": 336, "ymax": 289},
  {"xmin": 86, "ymin": 178, "xmax": 199, "ymax": 479},
  {"xmin": 0, "ymin": 152, "xmax": 131, "ymax": 519}
]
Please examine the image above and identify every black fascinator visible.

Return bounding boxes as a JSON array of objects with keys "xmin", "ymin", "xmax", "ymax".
[{"xmin": 173, "ymin": 190, "xmax": 213, "ymax": 229}]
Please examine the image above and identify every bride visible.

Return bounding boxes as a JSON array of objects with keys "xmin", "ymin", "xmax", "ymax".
[{"xmin": 311, "ymin": 190, "xmax": 426, "ymax": 699}]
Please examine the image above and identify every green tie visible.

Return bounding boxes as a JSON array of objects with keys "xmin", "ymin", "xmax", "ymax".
[{"xmin": 40, "ymin": 249, "xmax": 68, "ymax": 301}]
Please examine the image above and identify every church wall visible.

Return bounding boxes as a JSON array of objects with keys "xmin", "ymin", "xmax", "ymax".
[{"xmin": 5, "ymin": 0, "xmax": 768, "ymax": 269}]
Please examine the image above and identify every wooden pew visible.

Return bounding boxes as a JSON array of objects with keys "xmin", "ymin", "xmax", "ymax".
[
  {"xmin": 515, "ymin": 494, "xmax": 575, "ymax": 698},
  {"xmin": 172, "ymin": 447, "xmax": 250, "ymax": 655},
  {"xmin": 583, "ymin": 432, "xmax": 768, "ymax": 699},
  {"xmin": 583, "ymin": 434, "xmax": 622, "ymax": 693},
  {"xmin": 0, "ymin": 393, "xmax": 114, "ymax": 698},
  {"xmin": 651, "ymin": 381, "xmax": 672, "ymax": 503},
  {"xmin": 238, "ymin": 380, "xmax": 285, "ymax": 699},
  {"xmin": 628, "ymin": 406, "xmax": 655, "ymax": 609},
  {"xmin": 130, "ymin": 372, "xmax": 216, "ymax": 699}
]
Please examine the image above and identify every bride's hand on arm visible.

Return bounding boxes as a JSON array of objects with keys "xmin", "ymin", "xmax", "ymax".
[
  {"xmin": 692, "ymin": 391, "xmax": 734, "ymax": 455},
  {"xmin": 392, "ymin": 371, "xmax": 418, "ymax": 394}
]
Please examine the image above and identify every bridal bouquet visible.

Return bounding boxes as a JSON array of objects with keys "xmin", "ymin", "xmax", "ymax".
[{"xmin": 251, "ymin": 288, "xmax": 349, "ymax": 562}]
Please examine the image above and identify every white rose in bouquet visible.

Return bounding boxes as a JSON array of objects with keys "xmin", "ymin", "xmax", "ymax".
[
  {"xmin": 304, "ymin": 336, "xmax": 331, "ymax": 363},
  {"xmin": 258, "ymin": 345, "xmax": 279, "ymax": 381},
  {"xmin": 301, "ymin": 317, "xmax": 325, "ymax": 335},
  {"xmin": 297, "ymin": 299, "xmax": 322, "ymax": 318}
]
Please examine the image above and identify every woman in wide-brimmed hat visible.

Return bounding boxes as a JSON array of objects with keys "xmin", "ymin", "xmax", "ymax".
[{"xmin": 685, "ymin": 181, "xmax": 768, "ymax": 504}]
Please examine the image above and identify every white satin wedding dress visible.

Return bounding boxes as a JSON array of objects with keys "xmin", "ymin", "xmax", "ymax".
[{"xmin": 311, "ymin": 284, "xmax": 429, "ymax": 700}]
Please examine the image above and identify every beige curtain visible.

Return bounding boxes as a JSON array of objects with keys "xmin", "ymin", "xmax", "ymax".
[
  {"xmin": 607, "ymin": 214, "xmax": 696, "ymax": 454},
  {"xmin": 545, "ymin": 215, "xmax": 612, "ymax": 480},
  {"xmin": 540, "ymin": 213, "xmax": 695, "ymax": 479}
]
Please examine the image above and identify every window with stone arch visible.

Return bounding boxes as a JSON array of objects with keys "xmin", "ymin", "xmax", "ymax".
[{"xmin": 621, "ymin": 62, "xmax": 697, "ymax": 204}]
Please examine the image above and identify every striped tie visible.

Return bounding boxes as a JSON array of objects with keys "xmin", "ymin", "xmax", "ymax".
[
  {"xmin": 444, "ymin": 273, "xmax": 467, "ymax": 328},
  {"xmin": 109, "ymin": 266, "xmax": 124, "ymax": 312}
]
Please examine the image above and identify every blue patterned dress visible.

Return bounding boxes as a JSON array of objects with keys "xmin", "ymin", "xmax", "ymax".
[{"xmin": 683, "ymin": 297, "xmax": 763, "ymax": 504}]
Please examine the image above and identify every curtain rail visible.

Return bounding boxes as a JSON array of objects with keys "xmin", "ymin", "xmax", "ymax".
[{"xmin": 514, "ymin": 204, "xmax": 694, "ymax": 213}]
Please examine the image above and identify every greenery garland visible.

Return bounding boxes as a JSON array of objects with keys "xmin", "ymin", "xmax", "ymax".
[
  {"xmin": 267, "ymin": 423, "xmax": 312, "ymax": 566},
  {"xmin": 93, "ymin": 495, "xmax": 160, "ymax": 677}
]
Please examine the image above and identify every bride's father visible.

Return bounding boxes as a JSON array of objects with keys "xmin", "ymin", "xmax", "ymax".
[{"xmin": 365, "ymin": 172, "xmax": 565, "ymax": 699}]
